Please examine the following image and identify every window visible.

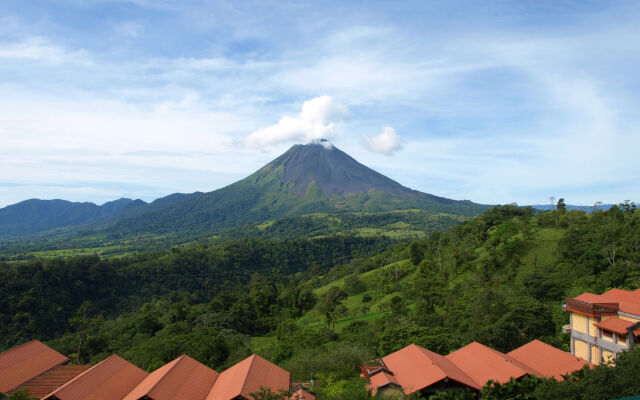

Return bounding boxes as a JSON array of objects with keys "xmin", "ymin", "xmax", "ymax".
[
  {"xmin": 618, "ymin": 335, "xmax": 627, "ymax": 345},
  {"xmin": 602, "ymin": 330, "xmax": 613, "ymax": 340}
]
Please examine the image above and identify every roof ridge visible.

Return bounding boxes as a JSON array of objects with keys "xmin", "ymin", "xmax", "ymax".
[
  {"xmin": 240, "ymin": 354, "xmax": 259, "ymax": 395},
  {"xmin": 446, "ymin": 342, "xmax": 534, "ymax": 388},
  {"xmin": 147, "ymin": 354, "xmax": 190, "ymax": 394},
  {"xmin": 418, "ymin": 346, "xmax": 480, "ymax": 390}
]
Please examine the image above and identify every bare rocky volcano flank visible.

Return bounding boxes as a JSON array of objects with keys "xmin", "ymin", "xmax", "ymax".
[
  {"xmin": 262, "ymin": 140, "xmax": 413, "ymax": 197},
  {"xmin": 255, "ymin": 140, "xmax": 456, "ymax": 205}
]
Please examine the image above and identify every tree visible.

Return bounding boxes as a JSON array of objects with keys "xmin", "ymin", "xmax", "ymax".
[
  {"xmin": 409, "ymin": 242, "xmax": 424, "ymax": 265},
  {"xmin": 344, "ymin": 274, "xmax": 365, "ymax": 295},
  {"xmin": 485, "ymin": 296, "xmax": 555, "ymax": 351},
  {"xmin": 592, "ymin": 201, "xmax": 603, "ymax": 213},
  {"xmin": 389, "ymin": 295, "xmax": 407, "ymax": 316},
  {"xmin": 3, "ymin": 390, "xmax": 38, "ymax": 400},
  {"xmin": 374, "ymin": 326, "xmax": 458, "ymax": 356},
  {"xmin": 557, "ymin": 198, "xmax": 566, "ymax": 214},
  {"xmin": 601, "ymin": 206, "xmax": 625, "ymax": 267},
  {"xmin": 248, "ymin": 387, "xmax": 291, "ymax": 400},
  {"xmin": 68, "ymin": 301, "xmax": 103, "ymax": 364},
  {"xmin": 318, "ymin": 287, "xmax": 348, "ymax": 331}
]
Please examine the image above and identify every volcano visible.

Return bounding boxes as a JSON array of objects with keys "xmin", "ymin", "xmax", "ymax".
[
  {"xmin": 102, "ymin": 140, "xmax": 486, "ymax": 235},
  {"xmin": 0, "ymin": 141, "xmax": 488, "ymax": 238}
]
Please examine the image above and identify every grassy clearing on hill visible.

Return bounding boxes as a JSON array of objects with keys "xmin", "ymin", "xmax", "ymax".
[
  {"xmin": 1, "ymin": 209, "xmax": 468, "ymax": 260},
  {"xmin": 285, "ymin": 223, "xmax": 563, "ymax": 338}
]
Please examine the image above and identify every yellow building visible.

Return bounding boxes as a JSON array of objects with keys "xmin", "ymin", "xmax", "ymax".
[{"xmin": 564, "ymin": 289, "xmax": 640, "ymax": 364}]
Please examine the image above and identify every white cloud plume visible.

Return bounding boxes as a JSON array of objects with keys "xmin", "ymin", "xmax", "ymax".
[
  {"xmin": 362, "ymin": 126, "xmax": 403, "ymax": 155},
  {"xmin": 242, "ymin": 96, "xmax": 350, "ymax": 148}
]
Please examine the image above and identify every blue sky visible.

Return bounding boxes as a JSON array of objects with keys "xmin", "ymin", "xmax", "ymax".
[{"xmin": 1, "ymin": 0, "xmax": 639, "ymax": 207}]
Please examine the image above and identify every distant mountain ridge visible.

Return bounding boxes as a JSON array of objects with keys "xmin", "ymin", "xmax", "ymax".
[
  {"xmin": 0, "ymin": 198, "xmax": 140, "ymax": 236},
  {"xmin": 528, "ymin": 204, "xmax": 614, "ymax": 212},
  {"xmin": 0, "ymin": 141, "xmax": 489, "ymax": 240}
]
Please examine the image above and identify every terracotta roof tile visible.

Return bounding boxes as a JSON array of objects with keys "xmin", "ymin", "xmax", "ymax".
[
  {"xmin": 14, "ymin": 365, "xmax": 90, "ymax": 398},
  {"xmin": 446, "ymin": 342, "xmax": 538, "ymax": 387},
  {"xmin": 507, "ymin": 340, "xmax": 590, "ymax": 380},
  {"xmin": 205, "ymin": 354, "xmax": 290, "ymax": 400},
  {"xmin": 573, "ymin": 290, "xmax": 640, "ymax": 316},
  {"xmin": 369, "ymin": 371, "xmax": 399, "ymax": 389},
  {"xmin": 574, "ymin": 292, "xmax": 608, "ymax": 303},
  {"xmin": 123, "ymin": 355, "xmax": 219, "ymax": 400},
  {"xmin": 42, "ymin": 355, "xmax": 148, "ymax": 400},
  {"xmin": 595, "ymin": 317, "xmax": 636, "ymax": 335},
  {"xmin": 600, "ymin": 289, "xmax": 640, "ymax": 316},
  {"xmin": 602, "ymin": 288, "xmax": 640, "ymax": 303},
  {"xmin": 377, "ymin": 344, "xmax": 480, "ymax": 394},
  {"xmin": 0, "ymin": 340, "xmax": 69, "ymax": 394},
  {"xmin": 290, "ymin": 388, "xmax": 316, "ymax": 400}
]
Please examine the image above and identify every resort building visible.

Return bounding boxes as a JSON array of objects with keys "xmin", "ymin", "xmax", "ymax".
[
  {"xmin": 43, "ymin": 355, "xmax": 149, "ymax": 400},
  {"xmin": 363, "ymin": 340, "xmax": 588, "ymax": 397},
  {"xmin": 0, "ymin": 340, "xmax": 295, "ymax": 400},
  {"xmin": 0, "ymin": 340, "xmax": 77, "ymax": 397},
  {"xmin": 564, "ymin": 288, "xmax": 640, "ymax": 364}
]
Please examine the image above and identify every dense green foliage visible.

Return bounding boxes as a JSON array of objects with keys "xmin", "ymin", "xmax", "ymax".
[
  {"xmin": 0, "ymin": 236, "xmax": 389, "ymax": 352},
  {"xmin": 2, "ymin": 203, "xmax": 639, "ymax": 399},
  {"xmin": 0, "ymin": 390, "xmax": 39, "ymax": 400}
]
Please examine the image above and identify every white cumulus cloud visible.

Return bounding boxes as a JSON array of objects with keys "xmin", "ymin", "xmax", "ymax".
[
  {"xmin": 243, "ymin": 95, "xmax": 350, "ymax": 148},
  {"xmin": 362, "ymin": 126, "xmax": 403, "ymax": 155}
]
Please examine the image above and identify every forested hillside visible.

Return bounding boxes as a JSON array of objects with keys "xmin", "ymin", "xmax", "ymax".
[
  {"xmin": 0, "ymin": 236, "xmax": 389, "ymax": 350},
  {"xmin": 1, "ymin": 203, "xmax": 639, "ymax": 399}
]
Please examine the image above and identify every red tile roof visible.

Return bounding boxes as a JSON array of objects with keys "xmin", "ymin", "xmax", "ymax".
[
  {"xmin": 123, "ymin": 355, "xmax": 218, "ymax": 400},
  {"xmin": 42, "ymin": 355, "xmax": 148, "ymax": 400},
  {"xmin": 290, "ymin": 388, "xmax": 316, "ymax": 400},
  {"xmin": 601, "ymin": 289, "xmax": 640, "ymax": 316},
  {"xmin": 445, "ymin": 342, "xmax": 538, "ymax": 387},
  {"xmin": 594, "ymin": 317, "xmax": 636, "ymax": 335},
  {"xmin": 572, "ymin": 289, "xmax": 640, "ymax": 316},
  {"xmin": 367, "ymin": 340, "xmax": 592, "ymax": 394},
  {"xmin": 376, "ymin": 344, "xmax": 480, "ymax": 394},
  {"xmin": 14, "ymin": 365, "xmax": 90, "ymax": 398},
  {"xmin": 2, "ymin": 341, "xmax": 294, "ymax": 400},
  {"xmin": 369, "ymin": 370, "xmax": 399, "ymax": 390},
  {"xmin": 507, "ymin": 340, "xmax": 590, "ymax": 380},
  {"xmin": 0, "ymin": 340, "xmax": 69, "ymax": 394},
  {"xmin": 205, "ymin": 354, "xmax": 290, "ymax": 400}
]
